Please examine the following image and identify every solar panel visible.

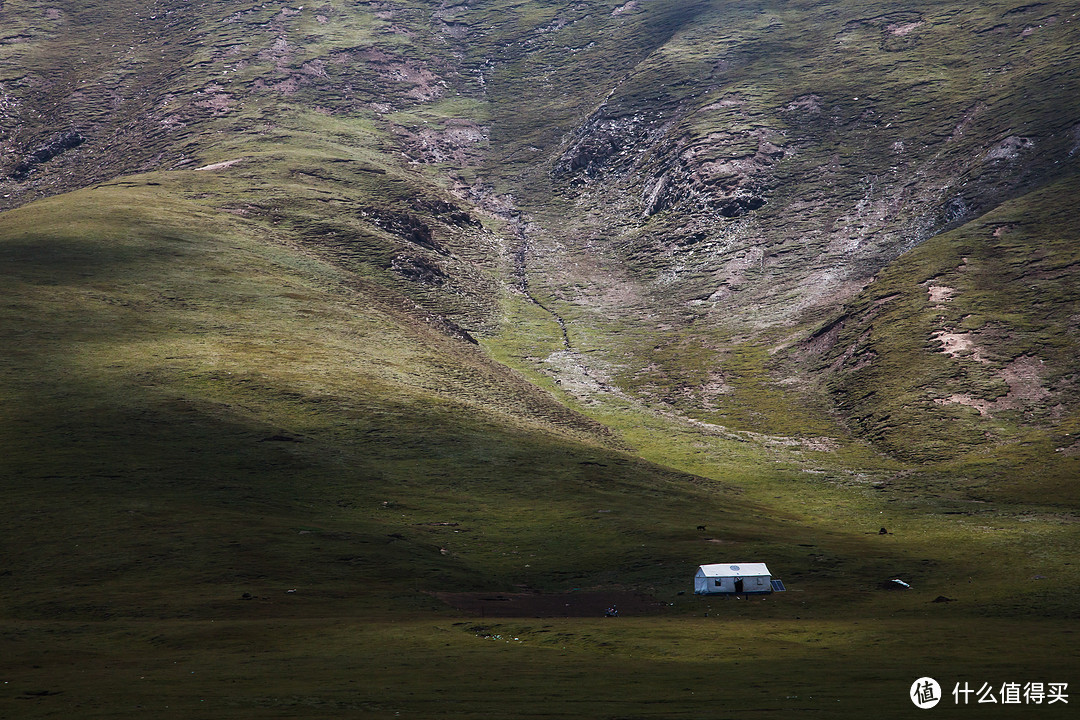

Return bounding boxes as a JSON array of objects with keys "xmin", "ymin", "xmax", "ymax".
[{"xmin": 770, "ymin": 579, "xmax": 786, "ymax": 592}]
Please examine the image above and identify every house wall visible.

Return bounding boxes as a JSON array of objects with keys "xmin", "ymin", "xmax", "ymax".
[
  {"xmin": 694, "ymin": 574, "xmax": 712, "ymax": 594},
  {"xmin": 742, "ymin": 575, "xmax": 771, "ymax": 593},
  {"xmin": 694, "ymin": 575, "xmax": 771, "ymax": 594}
]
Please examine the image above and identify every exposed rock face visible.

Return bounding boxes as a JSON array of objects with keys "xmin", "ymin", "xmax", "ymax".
[
  {"xmin": 361, "ymin": 208, "xmax": 444, "ymax": 254},
  {"xmin": 553, "ymin": 104, "xmax": 782, "ymax": 220},
  {"xmin": 640, "ymin": 126, "xmax": 783, "ymax": 218},
  {"xmin": 392, "ymin": 254, "xmax": 448, "ymax": 285},
  {"xmin": 411, "ymin": 198, "xmax": 481, "ymax": 228},
  {"xmin": 553, "ymin": 109, "xmax": 664, "ymax": 181},
  {"xmin": 9, "ymin": 131, "xmax": 84, "ymax": 179}
]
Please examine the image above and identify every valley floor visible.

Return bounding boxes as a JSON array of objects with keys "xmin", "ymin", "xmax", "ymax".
[{"xmin": 3, "ymin": 613, "xmax": 1076, "ymax": 719}]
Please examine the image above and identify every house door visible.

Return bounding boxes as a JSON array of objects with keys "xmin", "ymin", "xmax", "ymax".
[{"xmin": 734, "ymin": 579, "xmax": 744, "ymax": 594}]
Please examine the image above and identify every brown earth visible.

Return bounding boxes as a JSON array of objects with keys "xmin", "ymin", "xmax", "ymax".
[{"xmin": 431, "ymin": 590, "xmax": 669, "ymax": 618}]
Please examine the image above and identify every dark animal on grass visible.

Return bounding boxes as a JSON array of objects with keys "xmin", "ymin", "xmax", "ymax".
[
  {"xmin": 697, "ymin": 525, "xmax": 706, "ymax": 531},
  {"xmin": 879, "ymin": 527, "xmax": 888, "ymax": 535}
]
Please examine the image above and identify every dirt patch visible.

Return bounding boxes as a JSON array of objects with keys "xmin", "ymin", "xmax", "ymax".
[
  {"xmin": 936, "ymin": 393, "xmax": 993, "ymax": 416},
  {"xmin": 887, "ymin": 20, "xmax": 923, "ymax": 36},
  {"xmin": 359, "ymin": 48, "xmax": 445, "ymax": 101},
  {"xmin": 783, "ymin": 94, "xmax": 823, "ymax": 117},
  {"xmin": 932, "ymin": 330, "xmax": 989, "ymax": 363},
  {"xmin": 998, "ymin": 354, "xmax": 1050, "ymax": 404},
  {"xmin": 194, "ymin": 85, "xmax": 234, "ymax": 114},
  {"xmin": 432, "ymin": 590, "xmax": 667, "ymax": 618},
  {"xmin": 699, "ymin": 372, "xmax": 735, "ymax": 407},
  {"xmin": 194, "ymin": 157, "xmax": 247, "ymax": 172},
  {"xmin": 935, "ymin": 354, "xmax": 1050, "ymax": 416},
  {"xmin": 1057, "ymin": 440, "xmax": 1080, "ymax": 457},
  {"xmin": 542, "ymin": 350, "xmax": 623, "ymax": 403},
  {"xmin": 396, "ymin": 120, "xmax": 487, "ymax": 165},
  {"xmin": 927, "ymin": 284, "xmax": 955, "ymax": 304},
  {"xmin": 802, "ymin": 318, "xmax": 844, "ymax": 356}
]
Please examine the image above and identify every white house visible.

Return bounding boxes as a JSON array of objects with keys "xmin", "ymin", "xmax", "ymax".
[{"xmin": 694, "ymin": 563, "xmax": 774, "ymax": 595}]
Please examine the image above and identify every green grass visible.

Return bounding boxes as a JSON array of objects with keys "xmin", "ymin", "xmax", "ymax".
[
  {"xmin": 2, "ymin": 1, "xmax": 1079, "ymax": 717},
  {"xmin": 3, "ymin": 617, "xmax": 1077, "ymax": 719},
  {"xmin": 807, "ymin": 172, "xmax": 1080, "ymax": 500},
  {"xmin": 4, "ymin": 179, "xmax": 1076, "ymax": 718},
  {"xmin": 0, "ymin": 180, "xmax": 749, "ymax": 599}
]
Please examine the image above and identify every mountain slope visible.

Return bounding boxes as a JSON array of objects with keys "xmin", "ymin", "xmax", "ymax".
[
  {"xmin": 499, "ymin": 0, "xmax": 1080, "ymax": 325},
  {"xmin": 1, "ymin": 177, "xmax": 786, "ymax": 619},
  {"xmin": 1, "ymin": 3, "xmax": 1079, "ymax": 718},
  {"xmin": 0, "ymin": 0, "xmax": 1075, "ymax": 596},
  {"xmin": 801, "ymin": 173, "xmax": 1080, "ymax": 499},
  {"xmin": 473, "ymin": 0, "xmax": 1080, "ymax": 475}
]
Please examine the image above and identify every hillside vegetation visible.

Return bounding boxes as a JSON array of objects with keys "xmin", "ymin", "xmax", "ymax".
[{"xmin": 1, "ymin": 1, "xmax": 1078, "ymax": 718}]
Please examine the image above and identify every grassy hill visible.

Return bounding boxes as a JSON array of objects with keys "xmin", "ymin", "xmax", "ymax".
[{"xmin": 1, "ymin": 1, "xmax": 1078, "ymax": 718}]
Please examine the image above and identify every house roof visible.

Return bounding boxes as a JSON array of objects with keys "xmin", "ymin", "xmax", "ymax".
[{"xmin": 696, "ymin": 563, "xmax": 771, "ymax": 578}]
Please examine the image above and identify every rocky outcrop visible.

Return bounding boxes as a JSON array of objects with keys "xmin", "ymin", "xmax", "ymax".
[
  {"xmin": 9, "ymin": 131, "xmax": 84, "ymax": 179},
  {"xmin": 392, "ymin": 253, "xmax": 448, "ymax": 285},
  {"xmin": 552, "ymin": 107, "xmax": 664, "ymax": 182},
  {"xmin": 411, "ymin": 198, "xmax": 482, "ymax": 228},
  {"xmin": 360, "ymin": 207, "xmax": 445, "ymax": 254},
  {"xmin": 641, "ymin": 127, "xmax": 784, "ymax": 218},
  {"xmin": 553, "ymin": 102, "xmax": 784, "ymax": 220}
]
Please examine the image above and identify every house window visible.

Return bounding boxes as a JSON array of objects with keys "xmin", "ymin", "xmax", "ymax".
[{"xmin": 714, "ymin": 579, "xmax": 723, "ymax": 587}]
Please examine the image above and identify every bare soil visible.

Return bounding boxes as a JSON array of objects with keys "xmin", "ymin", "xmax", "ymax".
[{"xmin": 432, "ymin": 590, "xmax": 668, "ymax": 618}]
